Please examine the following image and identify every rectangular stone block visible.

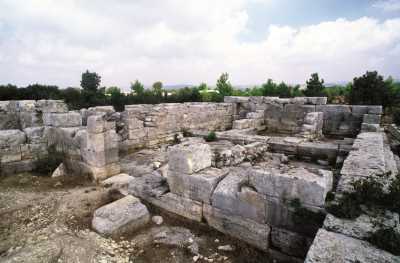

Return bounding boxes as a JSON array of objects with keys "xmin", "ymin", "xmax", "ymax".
[
  {"xmin": 203, "ymin": 204, "xmax": 271, "ymax": 251},
  {"xmin": 148, "ymin": 192, "xmax": 203, "ymax": 222},
  {"xmin": 0, "ymin": 129, "xmax": 26, "ymax": 148},
  {"xmin": 43, "ymin": 112, "xmax": 82, "ymax": 127},
  {"xmin": 362, "ymin": 114, "xmax": 381, "ymax": 124},
  {"xmin": 168, "ymin": 167, "xmax": 228, "ymax": 203},
  {"xmin": 168, "ymin": 142, "xmax": 212, "ymax": 174},
  {"xmin": 297, "ymin": 142, "xmax": 338, "ymax": 163},
  {"xmin": 271, "ymin": 227, "xmax": 313, "ymax": 258}
]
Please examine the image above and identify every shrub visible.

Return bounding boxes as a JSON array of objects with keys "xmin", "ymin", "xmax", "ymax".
[
  {"xmin": 290, "ymin": 198, "xmax": 325, "ymax": 225},
  {"xmin": 393, "ymin": 108, "xmax": 400, "ymax": 126},
  {"xmin": 368, "ymin": 228, "xmax": 400, "ymax": 256},
  {"xmin": 204, "ymin": 131, "xmax": 217, "ymax": 142}
]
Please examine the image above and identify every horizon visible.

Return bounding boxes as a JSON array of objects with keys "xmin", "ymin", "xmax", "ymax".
[{"xmin": 1, "ymin": 0, "xmax": 400, "ymax": 88}]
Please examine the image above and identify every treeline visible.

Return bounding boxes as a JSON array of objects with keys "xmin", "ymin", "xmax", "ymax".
[{"xmin": 1, "ymin": 70, "xmax": 400, "ymax": 115}]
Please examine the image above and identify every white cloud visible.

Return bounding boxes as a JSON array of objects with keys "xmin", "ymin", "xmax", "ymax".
[
  {"xmin": 0, "ymin": 0, "xmax": 399, "ymax": 89},
  {"xmin": 373, "ymin": 0, "xmax": 400, "ymax": 12}
]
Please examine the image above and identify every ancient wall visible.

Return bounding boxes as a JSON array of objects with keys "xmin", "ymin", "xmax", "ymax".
[
  {"xmin": 224, "ymin": 96, "xmax": 382, "ymax": 138},
  {"xmin": 305, "ymin": 132, "xmax": 399, "ymax": 262},
  {"xmin": 119, "ymin": 102, "xmax": 234, "ymax": 152}
]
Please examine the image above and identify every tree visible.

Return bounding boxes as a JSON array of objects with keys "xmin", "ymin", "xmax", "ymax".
[
  {"xmin": 81, "ymin": 70, "xmax": 101, "ymax": 92},
  {"xmin": 152, "ymin": 81, "xmax": 163, "ymax": 97},
  {"xmin": 349, "ymin": 71, "xmax": 389, "ymax": 107},
  {"xmin": 216, "ymin": 73, "xmax": 233, "ymax": 97},
  {"xmin": 130, "ymin": 80, "xmax": 144, "ymax": 95},
  {"xmin": 106, "ymin": 86, "xmax": 125, "ymax": 112},
  {"xmin": 304, "ymin": 73, "xmax": 325, "ymax": 97}
]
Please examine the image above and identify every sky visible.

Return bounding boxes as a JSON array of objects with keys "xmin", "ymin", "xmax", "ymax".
[{"xmin": 0, "ymin": 0, "xmax": 400, "ymax": 89}]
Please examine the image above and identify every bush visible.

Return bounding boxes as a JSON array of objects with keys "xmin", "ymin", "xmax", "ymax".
[
  {"xmin": 393, "ymin": 108, "xmax": 400, "ymax": 126},
  {"xmin": 290, "ymin": 198, "xmax": 325, "ymax": 225},
  {"xmin": 204, "ymin": 131, "xmax": 217, "ymax": 142},
  {"xmin": 368, "ymin": 228, "xmax": 400, "ymax": 256}
]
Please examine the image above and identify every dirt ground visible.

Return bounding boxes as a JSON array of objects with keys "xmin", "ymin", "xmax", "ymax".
[{"xmin": 0, "ymin": 173, "xmax": 271, "ymax": 263}]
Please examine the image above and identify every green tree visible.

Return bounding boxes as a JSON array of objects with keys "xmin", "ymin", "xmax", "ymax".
[
  {"xmin": 106, "ymin": 86, "xmax": 125, "ymax": 112},
  {"xmin": 152, "ymin": 81, "xmax": 163, "ymax": 97},
  {"xmin": 304, "ymin": 73, "xmax": 325, "ymax": 97},
  {"xmin": 216, "ymin": 73, "xmax": 233, "ymax": 97},
  {"xmin": 130, "ymin": 80, "xmax": 144, "ymax": 95},
  {"xmin": 349, "ymin": 71, "xmax": 389, "ymax": 107},
  {"xmin": 81, "ymin": 70, "xmax": 101, "ymax": 92}
]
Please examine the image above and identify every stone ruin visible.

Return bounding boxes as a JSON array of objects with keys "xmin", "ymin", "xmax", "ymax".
[{"xmin": 0, "ymin": 96, "xmax": 399, "ymax": 262}]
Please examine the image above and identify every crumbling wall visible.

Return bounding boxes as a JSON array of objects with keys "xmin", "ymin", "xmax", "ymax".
[
  {"xmin": 119, "ymin": 102, "xmax": 234, "ymax": 152},
  {"xmin": 224, "ymin": 96, "xmax": 383, "ymax": 138},
  {"xmin": 0, "ymin": 100, "xmax": 82, "ymax": 175}
]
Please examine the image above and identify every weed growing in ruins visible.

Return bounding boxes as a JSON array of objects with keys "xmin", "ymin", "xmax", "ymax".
[
  {"xmin": 368, "ymin": 227, "xmax": 400, "ymax": 256},
  {"xmin": 204, "ymin": 131, "xmax": 217, "ymax": 142},
  {"xmin": 290, "ymin": 198, "xmax": 325, "ymax": 226},
  {"xmin": 173, "ymin": 134, "xmax": 181, "ymax": 145},
  {"xmin": 326, "ymin": 173, "xmax": 400, "ymax": 219}
]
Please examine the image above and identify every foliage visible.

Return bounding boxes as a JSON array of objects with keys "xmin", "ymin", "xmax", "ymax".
[
  {"xmin": 349, "ymin": 71, "xmax": 390, "ymax": 107},
  {"xmin": 152, "ymin": 81, "xmax": 163, "ymax": 97},
  {"xmin": 216, "ymin": 73, "xmax": 233, "ymax": 97},
  {"xmin": 81, "ymin": 70, "xmax": 101, "ymax": 92},
  {"xmin": 106, "ymin": 86, "xmax": 125, "ymax": 112},
  {"xmin": 130, "ymin": 80, "xmax": 144, "ymax": 95},
  {"xmin": 392, "ymin": 108, "xmax": 400, "ymax": 126},
  {"xmin": 304, "ymin": 73, "xmax": 325, "ymax": 97},
  {"xmin": 289, "ymin": 198, "xmax": 325, "ymax": 225},
  {"xmin": 368, "ymin": 228, "xmax": 400, "ymax": 256},
  {"xmin": 204, "ymin": 131, "xmax": 217, "ymax": 142},
  {"xmin": 327, "ymin": 173, "xmax": 400, "ymax": 219}
]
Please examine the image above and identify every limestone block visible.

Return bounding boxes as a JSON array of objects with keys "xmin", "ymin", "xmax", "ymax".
[
  {"xmin": 271, "ymin": 227, "xmax": 313, "ymax": 258},
  {"xmin": 43, "ymin": 112, "xmax": 82, "ymax": 127},
  {"xmin": 367, "ymin": 105, "xmax": 383, "ymax": 114},
  {"xmin": 0, "ymin": 129, "xmax": 26, "ymax": 148},
  {"xmin": 203, "ymin": 204, "xmax": 271, "ymax": 251},
  {"xmin": 0, "ymin": 159, "xmax": 36, "ymax": 175},
  {"xmin": 168, "ymin": 167, "xmax": 228, "ymax": 203},
  {"xmin": 23, "ymin": 127, "xmax": 45, "ymax": 143},
  {"xmin": 267, "ymin": 137, "xmax": 298, "ymax": 155},
  {"xmin": 17, "ymin": 100, "xmax": 36, "ymax": 112},
  {"xmin": 19, "ymin": 111, "xmax": 43, "ymax": 128},
  {"xmin": 128, "ymin": 128, "xmax": 146, "ymax": 140},
  {"xmin": 168, "ymin": 142, "xmax": 212, "ymax": 174},
  {"xmin": 297, "ymin": 142, "xmax": 338, "ymax": 163},
  {"xmin": 304, "ymin": 97, "xmax": 327, "ymax": 105},
  {"xmin": 101, "ymin": 173, "xmax": 134, "ymax": 195},
  {"xmin": 36, "ymin": 100, "xmax": 68, "ymax": 113},
  {"xmin": 361, "ymin": 123, "xmax": 380, "ymax": 132},
  {"xmin": 363, "ymin": 114, "xmax": 381, "ymax": 124},
  {"xmin": 147, "ymin": 192, "xmax": 203, "ymax": 222},
  {"xmin": 233, "ymin": 119, "xmax": 254, "ymax": 130},
  {"xmin": 305, "ymin": 229, "xmax": 399, "ymax": 263},
  {"xmin": 0, "ymin": 147, "xmax": 22, "ymax": 163},
  {"xmin": 87, "ymin": 115, "xmax": 107, "ymax": 134},
  {"xmin": 89, "ymin": 162, "xmax": 121, "ymax": 181},
  {"xmin": 92, "ymin": 195, "xmax": 150, "ymax": 236},
  {"xmin": 249, "ymin": 167, "xmax": 333, "ymax": 208},
  {"xmin": 128, "ymin": 173, "xmax": 168, "ymax": 198}
]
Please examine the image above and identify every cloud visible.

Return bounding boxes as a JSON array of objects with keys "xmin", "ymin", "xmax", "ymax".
[
  {"xmin": 373, "ymin": 0, "xmax": 400, "ymax": 12},
  {"xmin": 0, "ymin": 0, "xmax": 399, "ymax": 89}
]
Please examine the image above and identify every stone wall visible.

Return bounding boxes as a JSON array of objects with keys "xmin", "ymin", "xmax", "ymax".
[
  {"xmin": 224, "ymin": 96, "xmax": 382, "ymax": 138},
  {"xmin": 119, "ymin": 102, "xmax": 234, "ymax": 152},
  {"xmin": 305, "ymin": 132, "xmax": 400, "ymax": 262}
]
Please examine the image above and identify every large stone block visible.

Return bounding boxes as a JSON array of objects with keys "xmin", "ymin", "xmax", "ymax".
[
  {"xmin": 305, "ymin": 229, "xmax": 399, "ymax": 263},
  {"xmin": 23, "ymin": 127, "xmax": 45, "ymax": 144},
  {"xmin": 249, "ymin": 167, "xmax": 332, "ymax": 208},
  {"xmin": 43, "ymin": 112, "xmax": 82, "ymax": 127},
  {"xmin": 271, "ymin": 227, "xmax": 313, "ymax": 258},
  {"xmin": 92, "ymin": 195, "xmax": 150, "ymax": 236},
  {"xmin": 147, "ymin": 192, "xmax": 203, "ymax": 222},
  {"xmin": 297, "ymin": 142, "xmax": 338, "ymax": 163},
  {"xmin": 363, "ymin": 114, "xmax": 381, "ymax": 124},
  {"xmin": 0, "ymin": 129, "xmax": 26, "ymax": 148},
  {"xmin": 203, "ymin": 204, "xmax": 271, "ymax": 251},
  {"xmin": 36, "ymin": 100, "xmax": 68, "ymax": 113},
  {"xmin": 168, "ymin": 167, "xmax": 228, "ymax": 203},
  {"xmin": 168, "ymin": 142, "xmax": 212, "ymax": 174}
]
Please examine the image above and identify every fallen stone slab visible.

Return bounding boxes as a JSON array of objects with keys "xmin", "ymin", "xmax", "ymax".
[
  {"xmin": 101, "ymin": 173, "xmax": 134, "ymax": 195},
  {"xmin": 168, "ymin": 142, "xmax": 212, "ymax": 174},
  {"xmin": 305, "ymin": 229, "xmax": 399, "ymax": 263},
  {"xmin": 203, "ymin": 204, "xmax": 271, "ymax": 251},
  {"xmin": 92, "ymin": 195, "xmax": 150, "ymax": 236}
]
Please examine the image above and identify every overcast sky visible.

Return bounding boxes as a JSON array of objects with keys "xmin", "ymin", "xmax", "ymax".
[{"xmin": 0, "ymin": 0, "xmax": 400, "ymax": 89}]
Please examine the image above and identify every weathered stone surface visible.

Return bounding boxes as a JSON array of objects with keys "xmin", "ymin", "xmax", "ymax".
[
  {"xmin": 92, "ymin": 195, "xmax": 150, "ymax": 236},
  {"xmin": 36, "ymin": 100, "xmax": 68, "ymax": 113},
  {"xmin": 1, "ymin": 240, "xmax": 62, "ymax": 263},
  {"xmin": 168, "ymin": 167, "xmax": 228, "ymax": 203},
  {"xmin": 43, "ymin": 112, "xmax": 82, "ymax": 127},
  {"xmin": 0, "ymin": 129, "xmax": 26, "ymax": 147},
  {"xmin": 147, "ymin": 192, "xmax": 203, "ymax": 222},
  {"xmin": 305, "ymin": 229, "xmax": 399, "ymax": 263},
  {"xmin": 203, "ymin": 204, "xmax": 271, "ymax": 251},
  {"xmin": 363, "ymin": 114, "xmax": 381, "ymax": 124},
  {"xmin": 323, "ymin": 212, "xmax": 400, "ymax": 241},
  {"xmin": 297, "ymin": 141, "xmax": 338, "ymax": 163},
  {"xmin": 168, "ymin": 142, "xmax": 212, "ymax": 174},
  {"xmin": 23, "ymin": 127, "xmax": 45, "ymax": 143},
  {"xmin": 128, "ymin": 173, "xmax": 168, "ymax": 198},
  {"xmin": 271, "ymin": 227, "xmax": 313, "ymax": 258},
  {"xmin": 101, "ymin": 173, "xmax": 134, "ymax": 195},
  {"xmin": 361, "ymin": 123, "xmax": 380, "ymax": 132},
  {"xmin": 249, "ymin": 167, "xmax": 332, "ymax": 207}
]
